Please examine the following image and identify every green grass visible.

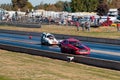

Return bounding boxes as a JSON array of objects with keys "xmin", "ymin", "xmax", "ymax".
[
  {"xmin": 0, "ymin": 25, "xmax": 120, "ymax": 39},
  {"xmin": 0, "ymin": 49, "xmax": 120, "ymax": 80},
  {"xmin": 0, "ymin": 75, "xmax": 14, "ymax": 80}
]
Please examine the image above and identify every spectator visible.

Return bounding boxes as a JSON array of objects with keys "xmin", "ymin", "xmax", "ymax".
[
  {"xmin": 117, "ymin": 23, "xmax": 120, "ymax": 31},
  {"xmin": 75, "ymin": 21, "xmax": 80, "ymax": 31},
  {"xmin": 15, "ymin": 11, "xmax": 18, "ymax": 21},
  {"xmin": 85, "ymin": 19, "xmax": 91, "ymax": 32},
  {"xmin": 79, "ymin": 17, "xmax": 85, "ymax": 31},
  {"xmin": 107, "ymin": 16, "xmax": 110, "ymax": 26},
  {"xmin": 48, "ymin": 16, "xmax": 51, "ymax": 24},
  {"xmin": 97, "ymin": 16, "xmax": 101, "ymax": 26},
  {"xmin": 81, "ymin": 23, "xmax": 85, "ymax": 31},
  {"xmin": 90, "ymin": 16, "xmax": 95, "ymax": 22}
]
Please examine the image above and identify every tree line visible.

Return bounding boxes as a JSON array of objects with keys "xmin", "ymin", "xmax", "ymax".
[{"xmin": 0, "ymin": 0, "xmax": 119, "ymax": 16}]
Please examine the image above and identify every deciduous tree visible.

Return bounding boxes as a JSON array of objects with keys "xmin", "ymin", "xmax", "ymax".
[
  {"xmin": 12, "ymin": 0, "xmax": 33, "ymax": 11},
  {"xmin": 96, "ymin": 1, "xmax": 109, "ymax": 16},
  {"xmin": 71, "ymin": 0, "xmax": 98, "ymax": 12}
]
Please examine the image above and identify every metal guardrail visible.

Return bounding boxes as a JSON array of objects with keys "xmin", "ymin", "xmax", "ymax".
[{"xmin": 0, "ymin": 43, "xmax": 120, "ymax": 70}]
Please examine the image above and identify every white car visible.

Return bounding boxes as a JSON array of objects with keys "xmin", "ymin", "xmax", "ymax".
[{"xmin": 41, "ymin": 32, "xmax": 59, "ymax": 45}]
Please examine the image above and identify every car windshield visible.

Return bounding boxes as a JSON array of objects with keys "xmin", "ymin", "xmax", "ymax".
[
  {"xmin": 69, "ymin": 41, "xmax": 81, "ymax": 46},
  {"xmin": 47, "ymin": 35, "xmax": 54, "ymax": 38}
]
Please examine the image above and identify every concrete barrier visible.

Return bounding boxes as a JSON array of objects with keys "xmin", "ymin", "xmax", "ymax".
[
  {"xmin": 0, "ymin": 43, "xmax": 120, "ymax": 70},
  {"xmin": 74, "ymin": 55, "xmax": 120, "ymax": 70},
  {"xmin": 0, "ymin": 29, "xmax": 120, "ymax": 45},
  {"xmin": 0, "ymin": 22, "xmax": 41, "ymax": 28}
]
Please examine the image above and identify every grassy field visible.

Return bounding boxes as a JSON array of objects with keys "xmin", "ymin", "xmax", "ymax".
[
  {"xmin": 0, "ymin": 49, "xmax": 120, "ymax": 80},
  {"xmin": 0, "ymin": 25, "xmax": 120, "ymax": 39}
]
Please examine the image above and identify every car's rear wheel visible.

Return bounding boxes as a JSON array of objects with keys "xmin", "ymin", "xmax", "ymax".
[
  {"xmin": 41, "ymin": 42, "xmax": 44, "ymax": 45},
  {"xmin": 70, "ymin": 49, "xmax": 75, "ymax": 54},
  {"xmin": 46, "ymin": 42, "xmax": 50, "ymax": 46}
]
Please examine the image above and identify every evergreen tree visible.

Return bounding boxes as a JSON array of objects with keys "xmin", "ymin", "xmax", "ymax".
[{"xmin": 64, "ymin": 1, "xmax": 71, "ymax": 12}]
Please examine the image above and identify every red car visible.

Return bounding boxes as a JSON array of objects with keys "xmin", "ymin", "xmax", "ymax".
[{"xmin": 59, "ymin": 38, "xmax": 90, "ymax": 55}]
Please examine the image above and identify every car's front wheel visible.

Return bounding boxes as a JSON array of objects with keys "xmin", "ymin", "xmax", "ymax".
[{"xmin": 61, "ymin": 48, "xmax": 65, "ymax": 53}]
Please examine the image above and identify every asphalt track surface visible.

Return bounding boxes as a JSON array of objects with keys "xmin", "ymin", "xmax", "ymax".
[{"xmin": 0, "ymin": 33, "xmax": 120, "ymax": 61}]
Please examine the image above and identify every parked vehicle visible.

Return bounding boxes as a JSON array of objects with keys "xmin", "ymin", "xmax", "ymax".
[
  {"xmin": 107, "ymin": 8, "xmax": 119, "ymax": 22},
  {"xmin": 117, "ymin": 16, "xmax": 120, "ymax": 20},
  {"xmin": 59, "ymin": 38, "xmax": 90, "ymax": 55},
  {"xmin": 41, "ymin": 32, "xmax": 59, "ymax": 45}
]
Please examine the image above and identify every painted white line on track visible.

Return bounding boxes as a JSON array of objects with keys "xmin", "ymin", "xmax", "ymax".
[
  {"xmin": 0, "ymin": 38, "xmax": 39, "ymax": 44},
  {"xmin": 91, "ymin": 49, "xmax": 120, "ymax": 56}
]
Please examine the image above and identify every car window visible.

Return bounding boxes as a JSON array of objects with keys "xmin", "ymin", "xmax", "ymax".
[
  {"xmin": 69, "ymin": 41, "xmax": 76, "ymax": 45},
  {"xmin": 70, "ymin": 41, "xmax": 81, "ymax": 46},
  {"xmin": 63, "ymin": 40, "xmax": 68, "ymax": 44},
  {"xmin": 47, "ymin": 35, "xmax": 54, "ymax": 38},
  {"xmin": 41, "ymin": 34, "xmax": 45, "ymax": 38}
]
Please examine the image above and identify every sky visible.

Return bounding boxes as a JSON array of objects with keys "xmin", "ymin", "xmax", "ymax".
[{"xmin": 0, "ymin": 0, "xmax": 71, "ymax": 6}]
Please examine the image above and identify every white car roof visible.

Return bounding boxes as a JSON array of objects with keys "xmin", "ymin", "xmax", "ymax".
[{"xmin": 42, "ymin": 32, "xmax": 53, "ymax": 36}]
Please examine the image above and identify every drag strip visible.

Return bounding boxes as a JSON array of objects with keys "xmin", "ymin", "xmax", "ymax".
[
  {"xmin": 0, "ymin": 37, "xmax": 120, "ymax": 56},
  {"xmin": 0, "ymin": 32, "xmax": 120, "ymax": 53},
  {"xmin": 0, "ymin": 33, "xmax": 120, "ymax": 61}
]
